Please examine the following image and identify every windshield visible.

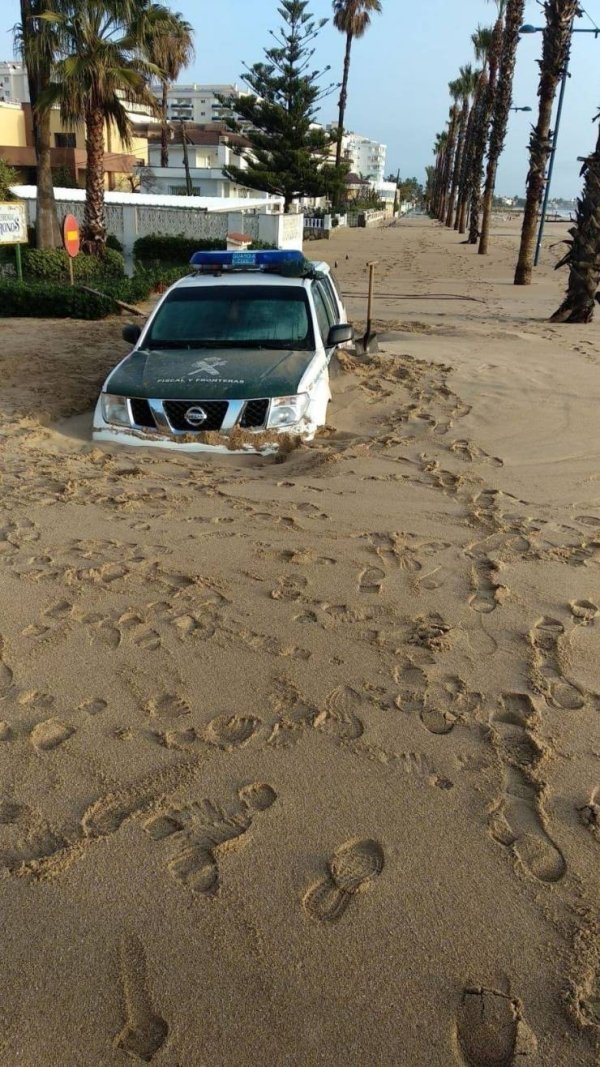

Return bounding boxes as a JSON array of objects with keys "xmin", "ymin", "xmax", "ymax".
[{"xmin": 145, "ymin": 285, "xmax": 314, "ymax": 351}]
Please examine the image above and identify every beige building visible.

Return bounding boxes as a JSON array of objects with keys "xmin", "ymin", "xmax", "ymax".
[{"xmin": 0, "ymin": 101, "xmax": 150, "ymax": 191}]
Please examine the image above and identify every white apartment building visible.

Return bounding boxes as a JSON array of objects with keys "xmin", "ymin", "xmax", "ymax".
[
  {"xmin": 0, "ymin": 61, "xmax": 29, "ymax": 104},
  {"xmin": 343, "ymin": 132, "xmax": 387, "ymax": 184},
  {"xmin": 159, "ymin": 84, "xmax": 248, "ymax": 125},
  {"xmin": 325, "ymin": 124, "xmax": 387, "ymax": 184}
]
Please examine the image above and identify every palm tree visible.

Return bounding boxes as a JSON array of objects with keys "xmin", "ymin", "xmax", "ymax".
[
  {"xmin": 550, "ymin": 111, "xmax": 600, "ymax": 323},
  {"xmin": 38, "ymin": 1, "xmax": 177, "ymax": 253},
  {"xmin": 514, "ymin": 0, "xmax": 579, "ymax": 285},
  {"xmin": 445, "ymin": 64, "xmax": 478, "ymax": 227},
  {"xmin": 431, "ymin": 130, "xmax": 449, "ymax": 217},
  {"xmin": 16, "ymin": 0, "xmax": 61, "ymax": 248},
  {"xmin": 478, "ymin": 0, "xmax": 526, "ymax": 254},
  {"xmin": 332, "ymin": 0, "xmax": 382, "ymax": 168},
  {"xmin": 469, "ymin": 12, "xmax": 504, "ymax": 243},
  {"xmin": 455, "ymin": 26, "xmax": 493, "ymax": 233},
  {"xmin": 146, "ymin": 10, "xmax": 194, "ymax": 168},
  {"xmin": 438, "ymin": 81, "xmax": 462, "ymax": 221}
]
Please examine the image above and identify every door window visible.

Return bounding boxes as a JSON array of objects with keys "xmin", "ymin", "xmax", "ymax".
[
  {"xmin": 321, "ymin": 276, "xmax": 342, "ymax": 320},
  {"xmin": 312, "ymin": 283, "xmax": 334, "ymax": 344}
]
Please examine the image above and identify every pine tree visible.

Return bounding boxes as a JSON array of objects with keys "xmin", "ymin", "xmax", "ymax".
[{"xmin": 221, "ymin": 0, "xmax": 342, "ymax": 212}]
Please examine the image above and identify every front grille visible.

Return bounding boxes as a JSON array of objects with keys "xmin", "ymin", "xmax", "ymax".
[
  {"xmin": 163, "ymin": 400, "xmax": 229, "ymax": 432},
  {"xmin": 240, "ymin": 398, "xmax": 269, "ymax": 429},
  {"xmin": 130, "ymin": 398, "xmax": 156, "ymax": 429}
]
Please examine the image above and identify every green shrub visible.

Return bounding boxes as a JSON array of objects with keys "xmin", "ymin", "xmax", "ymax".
[
  {"xmin": 0, "ymin": 281, "xmax": 114, "ymax": 319},
  {"xmin": 106, "ymin": 234, "xmax": 124, "ymax": 252},
  {"xmin": 0, "ymin": 158, "xmax": 17, "ymax": 200},
  {"xmin": 22, "ymin": 246, "xmax": 125, "ymax": 282},
  {"xmin": 133, "ymin": 233, "xmax": 225, "ymax": 266}
]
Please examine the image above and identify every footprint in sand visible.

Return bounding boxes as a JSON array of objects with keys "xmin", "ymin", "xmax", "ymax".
[
  {"xmin": 78, "ymin": 698, "xmax": 108, "ymax": 716},
  {"xmin": 146, "ymin": 784, "xmax": 277, "ymax": 896},
  {"xmin": 575, "ymin": 515, "xmax": 600, "ymax": 528},
  {"xmin": 578, "ymin": 786, "xmax": 600, "ymax": 842},
  {"xmin": 271, "ymin": 574, "xmax": 309, "ymax": 601},
  {"xmin": 529, "ymin": 616, "xmax": 585, "ymax": 709},
  {"xmin": 303, "ymin": 837, "xmax": 384, "ymax": 923},
  {"xmin": 0, "ymin": 636, "xmax": 13, "ymax": 692},
  {"xmin": 450, "ymin": 439, "xmax": 503, "ymax": 468},
  {"xmin": 468, "ymin": 557, "xmax": 504, "ymax": 615},
  {"xmin": 115, "ymin": 934, "xmax": 168, "ymax": 1062},
  {"xmin": 578, "ymin": 955, "xmax": 600, "ymax": 1028},
  {"xmin": 569, "ymin": 599, "xmax": 598, "ymax": 625},
  {"xmin": 489, "ymin": 695, "xmax": 565, "ymax": 883},
  {"xmin": 314, "ymin": 686, "xmax": 364, "ymax": 741},
  {"xmin": 144, "ymin": 693, "xmax": 191, "ymax": 721},
  {"xmin": 204, "ymin": 713, "xmax": 262, "ymax": 750},
  {"xmin": 456, "ymin": 985, "xmax": 537, "ymax": 1066},
  {"xmin": 30, "ymin": 719, "xmax": 75, "ymax": 752},
  {"xmin": 358, "ymin": 565, "xmax": 385, "ymax": 593},
  {"xmin": 419, "ymin": 677, "xmax": 481, "ymax": 737}
]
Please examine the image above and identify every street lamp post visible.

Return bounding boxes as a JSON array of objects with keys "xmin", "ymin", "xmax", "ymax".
[{"xmin": 520, "ymin": 23, "xmax": 600, "ymax": 266}]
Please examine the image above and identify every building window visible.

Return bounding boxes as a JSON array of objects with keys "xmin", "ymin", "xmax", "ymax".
[{"xmin": 55, "ymin": 132, "xmax": 76, "ymax": 148}]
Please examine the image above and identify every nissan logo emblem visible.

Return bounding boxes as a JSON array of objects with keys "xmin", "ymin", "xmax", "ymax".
[{"xmin": 185, "ymin": 405, "xmax": 208, "ymax": 427}]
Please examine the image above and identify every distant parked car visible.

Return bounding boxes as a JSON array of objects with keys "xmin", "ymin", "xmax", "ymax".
[{"xmin": 93, "ymin": 249, "xmax": 353, "ymax": 453}]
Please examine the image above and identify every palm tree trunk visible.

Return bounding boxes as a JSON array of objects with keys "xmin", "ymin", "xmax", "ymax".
[
  {"xmin": 439, "ymin": 111, "xmax": 458, "ymax": 221},
  {"xmin": 34, "ymin": 108, "xmax": 61, "ymax": 248},
  {"xmin": 180, "ymin": 121, "xmax": 193, "ymax": 195},
  {"xmin": 20, "ymin": 0, "xmax": 60, "ymax": 249},
  {"xmin": 468, "ymin": 19, "xmax": 502, "ymax": 245},
  {"xmin": 447, "ymin": 98, "xmax": 469, "ymax": 227},
  {"xmin": 161, "ymin": 81, "xmax": 169, "ymax": 168},
  {"xmin": 336, "ymin": 32, "xmax": 353, "ymax": 168},
  {"xmin": 550, "ymin": 118, "xmax": 600, "ymax": 323},
  {"xmin": 455, "ymin": 100, "xmax": 475, "ymax": 230},
  {"xmin": 514, "ymin": 0, "xmax": 578, "ymax": 285},
  {"xmin": 458, "ymin": 71, "xmax": 487, "ymax": 235},
  {"xmin": 479, "ymin": 0, "xmax": 526, "ymax": 255},
  {"xmin": 82, "ymin": 106, "xmax": 107, "ymax": 253}
]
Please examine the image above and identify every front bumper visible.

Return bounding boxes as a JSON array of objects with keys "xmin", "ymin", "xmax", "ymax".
[{"xmin": 92, "ymin": 395, "xmax": 320, "ymax": 453}]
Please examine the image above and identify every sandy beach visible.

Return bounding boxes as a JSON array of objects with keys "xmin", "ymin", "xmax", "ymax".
[{"xmin": 1, "ymin": 216, "xmax": 599, "ymax": 1066}]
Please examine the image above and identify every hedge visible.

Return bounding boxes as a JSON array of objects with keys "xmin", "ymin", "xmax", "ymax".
[
  {"xmin": 0, "ymin": 281, "xmax": 114, "ymax": 319},
  {"xmin": 0, "ymin": 267, "xmax": 194, "ymax": 319},
  {"xmin": 22, "ymin": 246, "xmax": 125, "ymax": 282},
  {"xmin": 134, "ymin": 234, "xmax": 225, "ymax": 266},
  {"xmin": 133, "ymin": 233, "xmax": 276, "ymax": 266}
]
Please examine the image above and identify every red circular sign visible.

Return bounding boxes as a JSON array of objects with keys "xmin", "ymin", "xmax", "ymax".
[{"xmin": 63, "ymin": 214, "xmax": 80, "ymax": 258}]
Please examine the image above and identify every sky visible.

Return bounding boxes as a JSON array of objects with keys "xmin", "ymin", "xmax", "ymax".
[{"xmin": 1, "ymin": 0, "xmax": 599, "ymax": 198}]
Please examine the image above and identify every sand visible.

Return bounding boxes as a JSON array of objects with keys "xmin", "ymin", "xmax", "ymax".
[{"xmin": 0, "ymin": 217, "xmax": 599, "ymax": 1066}]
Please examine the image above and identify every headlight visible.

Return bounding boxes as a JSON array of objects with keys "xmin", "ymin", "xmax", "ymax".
[
  {"xmin": 101, "ymin": 394, "xmax": 131, "ymax": 427},
  {"xmin": 267, "ymin": 394, "xmax": 310, "ymax": 429}
]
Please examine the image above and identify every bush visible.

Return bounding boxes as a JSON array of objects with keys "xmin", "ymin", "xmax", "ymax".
[
  {"xmin": 0, "ymin": 158, "xmax": 17, "ymax": 200},
  {"xmin": 0, "ymin": 281, "xmax": 114, "ymax": 319},
  {"xmin": 22, "ymin": 246, "xmax": 125, "ymax": 282},
  {"xmin": 134, "ymin": 233, "xmax": 225, "ymax": 266},
  {"xmin": 106, "ymin": 234, "xmax": 124, "ymax": 253}
]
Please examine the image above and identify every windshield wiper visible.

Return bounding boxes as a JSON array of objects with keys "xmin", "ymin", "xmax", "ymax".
[{"xmin": 145, "ymin": 340, "xmax": 219, "ymax": 350}]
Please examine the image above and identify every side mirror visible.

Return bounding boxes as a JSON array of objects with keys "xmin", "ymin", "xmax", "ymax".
[
  {"xmin": 122, "ymin": 323, "xmax": 142, "ymax": 345},
  {"xmin": 327, "ymin": 323, "xmax": 354, "ymax": 347}
]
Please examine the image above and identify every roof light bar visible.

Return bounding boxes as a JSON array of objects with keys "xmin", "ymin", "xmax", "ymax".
[{"xmin": 189, "ymin": 249, "xmax": 305, "ymax": 268}]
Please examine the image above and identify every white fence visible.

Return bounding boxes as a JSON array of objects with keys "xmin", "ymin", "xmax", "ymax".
[
  {"xmin": 13, "ymin": 187, "xmax": 304, "ymax": 267},
  {"xmin": 305, "ymin": 209, "xmax": 388, "ymax": 237}
]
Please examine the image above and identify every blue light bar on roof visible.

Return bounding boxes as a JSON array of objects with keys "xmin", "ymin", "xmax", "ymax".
[{"xmin": 189, "ymin": 249, "xmax": 305, "ymax": 268}]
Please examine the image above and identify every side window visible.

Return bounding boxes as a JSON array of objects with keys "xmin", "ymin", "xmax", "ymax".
[
  {"xmin": 312, "ymin": 284, "xmax": 334, "ymax": 344},
  {"xmin": 321, "ymin": 276, "xmax": 341, "ymax": 321}
]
